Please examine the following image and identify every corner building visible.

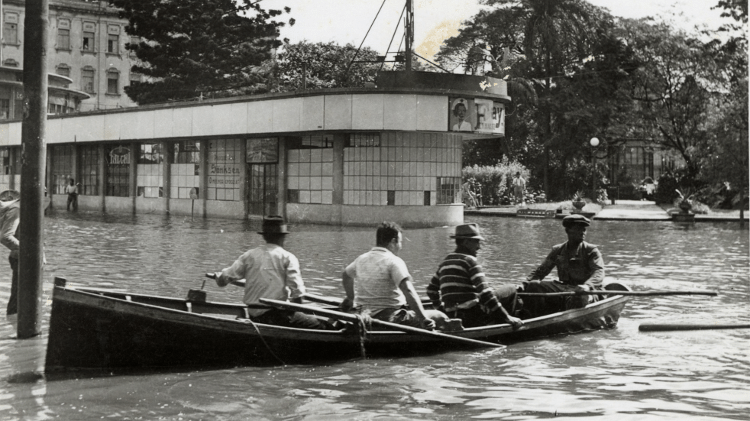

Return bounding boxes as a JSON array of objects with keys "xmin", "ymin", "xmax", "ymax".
[{"xmin": 0, "ymin": 73, "xmax": 510, "ymax": 227}]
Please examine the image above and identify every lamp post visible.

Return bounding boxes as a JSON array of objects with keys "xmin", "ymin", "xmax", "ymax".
[{"xmin": 590, "ymin": 137, "xmax": 599, "ymax": 202}]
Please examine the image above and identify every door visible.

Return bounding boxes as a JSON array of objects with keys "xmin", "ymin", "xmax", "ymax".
[{"xmin": 247, "ymin": 163, "xmax": 278, "ymax": 216}]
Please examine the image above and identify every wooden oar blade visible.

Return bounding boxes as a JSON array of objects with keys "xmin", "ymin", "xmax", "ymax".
[
  {"xmin": 639, "ymin": 323, "xmax": 750, "ymax": 332},
  {"xmin": 259, "ymin": 298, "xmax": 502, "ymax": 348}
]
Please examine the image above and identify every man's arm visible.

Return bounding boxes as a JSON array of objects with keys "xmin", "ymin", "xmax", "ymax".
[
  {"xmin": 398, "ymin": 277, "xmax": 435, "ymax": 330},
  {"xmin": 340, "ymin": 270, "xmax": 355, "ymax": 311},
  {"xmin": 0, "ymin": 208, "xmax": 20, "ymax": 254},
  {"xmin": 582, "ymin": 247, "xmax": 604, "ymax": 290},
  {"xmin": 284, "ymin": 253, "xmax": 306, "ymax": 301},
  {"xmin": 214, "ymin": 253, "xmax": 248, "ymax": 287},
  {"xmin": 526, "ymin": 248, "xmax": 558, "ymax": 281},
  {"xmin": 425, "ymin": 274, "xmax": 442, "ymax": 310}
]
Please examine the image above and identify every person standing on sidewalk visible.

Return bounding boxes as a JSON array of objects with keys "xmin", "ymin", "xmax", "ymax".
[{"xmin": 512, "ymin": 172, "xmax": 526, "ymax": 206}]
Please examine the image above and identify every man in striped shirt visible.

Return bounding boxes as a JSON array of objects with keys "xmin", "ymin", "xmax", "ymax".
[{"xmin": 427, "ymin": 223, "xmax": 524, "ymax": 329}]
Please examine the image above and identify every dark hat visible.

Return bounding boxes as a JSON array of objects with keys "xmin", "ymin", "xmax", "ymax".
[
  {"xmin": 450, "ymin": 223, "xmax": 485, "ymax": 240},
  {"xmin": 562, "ymin": 214, "xmax": 591, "ymax": 228},
  {"xmin": 258, "ymin": 215, "xmax": 289, "ymax": 235}
]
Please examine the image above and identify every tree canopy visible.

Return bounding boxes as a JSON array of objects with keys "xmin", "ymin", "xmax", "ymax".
[
  {"xmin": 111, "ymin": 0, "xmax": 292, "ymax": 104},
  {"xmin": 272, "ymin": 41, "xmax": 380, "ymax": 92}
]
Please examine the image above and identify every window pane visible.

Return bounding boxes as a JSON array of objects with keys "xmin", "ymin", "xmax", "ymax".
[{"xmin": 57, "ymin": 29, "xmax": 70, "ymax": 49}]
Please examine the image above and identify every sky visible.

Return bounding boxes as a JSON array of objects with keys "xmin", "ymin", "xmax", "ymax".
[{"xmin": 261, "ymin": 0, "xmax": 733, "ymax": 60}]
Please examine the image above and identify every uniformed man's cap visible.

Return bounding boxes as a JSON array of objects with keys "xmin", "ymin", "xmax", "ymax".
[{"xmin": 562, "ymin": 214, "xmax": 591, "ymax": 228}]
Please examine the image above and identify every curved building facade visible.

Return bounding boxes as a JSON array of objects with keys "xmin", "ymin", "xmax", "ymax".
[{"xmin": 0, "ymin": 74, "xmax": 510, "ymax": 227}]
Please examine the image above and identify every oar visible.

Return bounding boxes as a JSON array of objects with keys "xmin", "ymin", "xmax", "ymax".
[
  {"xmin": 205, "ymin": 273, "xmax": 246, "ymax": 288},
  {"xmin": 639, "ymin": 323, "xmax": 750, "ymax": 332},
  {"xmin": 259, "ymin": 298, "xmax": 502, "ymax": 349},
  {"xmin": 518, "ymin": 290, "xmax": 718, "ymax": 297},
  {"xmin": 304, "ymin": 293, "xmax": 434, "ymax": 307}
]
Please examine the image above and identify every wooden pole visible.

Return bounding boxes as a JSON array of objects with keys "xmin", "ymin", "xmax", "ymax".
[
  {"xmin": 17, "ymin": 0, "xmax": 49, "ymax": 339},
  {"xmin": 640, "ymin": 323, "xmax": 750, "ymax": 332},
  {"xmin": 518, "ymin": 290, "xmax": 718, "ymax": 297}
]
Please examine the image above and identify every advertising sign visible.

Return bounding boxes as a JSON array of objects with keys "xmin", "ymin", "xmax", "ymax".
[
  {"xmin": 473, "ymin": 100, "xmax": 505, "ymax": 135},
  {"xmin": 449, "ymin": 97, "xmax": 474, "ymax": 132}
]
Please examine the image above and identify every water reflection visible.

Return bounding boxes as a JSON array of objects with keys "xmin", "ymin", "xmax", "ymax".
[{"xmin": 0, "ymin": 212, "xmax": 747, "ymax": 419}]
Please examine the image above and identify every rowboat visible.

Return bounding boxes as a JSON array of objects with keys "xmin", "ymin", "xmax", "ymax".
[{"xmin": 44, "ymin": 277, "xmax": 629, "ymax": 372}]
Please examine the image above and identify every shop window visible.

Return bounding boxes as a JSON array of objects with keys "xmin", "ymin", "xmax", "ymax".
[
  {"xmin": 3, "ymin": 14, "xmax": 18, "ymax": 45},
  {"xmin": 137, "ymin": 143, "xmax": 163, "ymax": 198},
  {"xmin": 51, "ymin": 145, "xmax": 75, "ymax": 195},
  {"xmin": 437, "ymin": 176, "xmax": 461, "ymax": 204},
  {"xmin": 0, "ymin": 148, "xmax": 11, "ymax": 192},
  {"xmin": 346, "ymin": 133, "xmax": 380, "ymax": 147},
  {"xmin": 0, "ymin": 99, "xmax": 9, "ymax": 120},
  {"xmin": 79, "ymin": 145, "xmax": 100, "ymax": 196},
  {"xmin": 286, "ymin": 135, "xmax": 333, "ymax": 205},
  {"xmin": 106, "ymin": 144, "xmax": 131, "ymax": 197},
  {"xmin": 82, "ymin": 67, "xmax": 95, "ymax": 93},
  {"xmin": 107, "ymin": 70, "xmax": 119, "ymax": 94},
  {"xmin": 170, "ymin": 141, "xmax": 200, "ymax": 199},
  {"xmin": 207, "ymin": 138, "xmax": 241, "ymax": 201}
]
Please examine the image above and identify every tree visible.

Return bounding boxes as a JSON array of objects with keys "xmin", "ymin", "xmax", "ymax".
[
  {"xmin": 620, "ymin": 15, "xmax": 742, "ymax": 187},
  {"xmin": 111, "ymin": 0, "xmax": 292, "ymax": 104},
  {"xmin": 437, "ymin": 0, "xmax": 638, "ymax": 200},
  {"xmin": 272, "ymin": 41, "xmax": 380, "ymax": 92}
]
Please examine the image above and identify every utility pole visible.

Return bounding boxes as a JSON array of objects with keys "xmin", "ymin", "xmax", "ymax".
[
  {"xmin": 17, "ymin": 0, "xmax": 48, "ymax": 339},
  {"xmin": 405, "ymin": 0, "xmax": 413, "ymax": 72}
]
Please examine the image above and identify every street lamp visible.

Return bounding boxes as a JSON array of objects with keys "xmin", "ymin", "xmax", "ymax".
[{"xmin": 590, "ymin": 137, "xmax": 599, "ymax": 202}]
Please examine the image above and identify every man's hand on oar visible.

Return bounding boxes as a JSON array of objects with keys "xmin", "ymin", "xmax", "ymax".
[{"xmin": 205, "ymin": 272, "xmax": 246, "ymax": 288}]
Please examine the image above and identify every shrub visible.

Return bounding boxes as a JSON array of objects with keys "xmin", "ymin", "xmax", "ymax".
[{"xmin": 462, "ymin": 158, "xmax": 529, "ymax": 206}]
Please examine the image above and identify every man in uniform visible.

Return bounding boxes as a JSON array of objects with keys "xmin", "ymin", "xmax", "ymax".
[{"xmin": 523, "ymin": 214, "xmax": 604, "ymax": 317}]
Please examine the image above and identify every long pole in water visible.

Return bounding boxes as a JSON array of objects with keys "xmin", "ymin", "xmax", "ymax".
[{"xmin": 18, "ymin": 0, "xmax": 49, "ymax": 339}]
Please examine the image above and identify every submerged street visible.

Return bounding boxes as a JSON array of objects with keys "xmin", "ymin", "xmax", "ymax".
[{"xmin": 0, "ymin": 211, "xmax": 747, "ymax": 419}]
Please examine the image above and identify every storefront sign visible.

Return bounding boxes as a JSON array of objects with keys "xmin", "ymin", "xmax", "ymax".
[
  {"xmin": 246, "ymin": 138, "xmax": 278, "ymax": 163},
  {"xmin": 474, "ymin": 99, "xmax": 505, "ymax": 135},
  {"xmin": 208, "ymin": 164, "xmax": 241, "ymax": 187},
  {"xmin": 108, "ymin": 146, "xmax": 130, "ymax": 165}
]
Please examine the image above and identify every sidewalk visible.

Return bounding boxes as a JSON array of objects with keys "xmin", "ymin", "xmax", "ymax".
[{"xmin": 465, "ymin": 200, "xmax": 748, "ymax": 223}]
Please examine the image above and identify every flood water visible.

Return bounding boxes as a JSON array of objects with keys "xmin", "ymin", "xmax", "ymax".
[{"xmin": 0, "ymin": 212, "xmax": 748, "ymax": 420}]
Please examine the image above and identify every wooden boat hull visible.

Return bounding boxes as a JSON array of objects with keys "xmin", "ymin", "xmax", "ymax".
[{"xmin": 45, "ymin": 281, "xmax": 628, "ymax": 371}]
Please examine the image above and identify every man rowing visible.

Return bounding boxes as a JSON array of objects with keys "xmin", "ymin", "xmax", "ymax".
[
  {"xmin": 523, "ymin": 214, "xmax": 604, "ymax": 317},
  {"xmin": 426, "ymin": 223, "xmax": 523, "ymax": 328},
  {"xmin": 210, "ymin": 215, "xmax": 331, "ymax": 329},
  {"xmin": 340, "ymin": 221, "xmax": 447, "ymax": 330}
]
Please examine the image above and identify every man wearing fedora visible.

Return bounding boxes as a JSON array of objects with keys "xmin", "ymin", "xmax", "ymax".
[
  {"xmin": 523, "ymin": 214, "xmax": 604, "ymax": 317},
  {"xmin": 426, "ymin": 223, "xmax": 524, "ymax": 328},
  {"xmin": 340, "ymin": 221, "xmax": 447, "ymax": 330},
  {"xmin": 212, "ymin": 215, "xmax": 331, "ymax": 329}
]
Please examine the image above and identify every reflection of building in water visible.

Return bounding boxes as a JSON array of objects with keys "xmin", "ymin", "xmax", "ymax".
[{"xmin": 0, "ymin": 71, "xmax": 511, "ymax": 227}]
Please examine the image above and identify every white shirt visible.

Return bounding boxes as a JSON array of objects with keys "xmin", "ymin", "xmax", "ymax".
[
  {"xmin": 345, "ymin": 247, "xmax": 409, "ymax": 312},
  {"xmin": 218, "ymin": 243, "xmax": 305, "ymax": 316}
]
